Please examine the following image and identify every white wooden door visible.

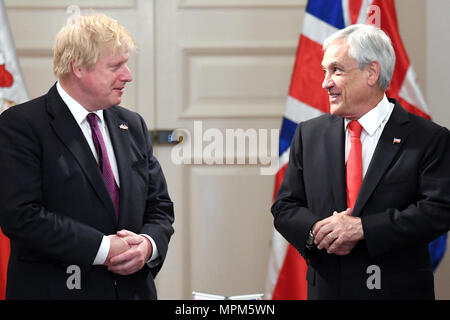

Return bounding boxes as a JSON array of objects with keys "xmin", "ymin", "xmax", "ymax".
[{"xmin": 151, "ymin": 0, "xmax": 305, "ymax": 299}]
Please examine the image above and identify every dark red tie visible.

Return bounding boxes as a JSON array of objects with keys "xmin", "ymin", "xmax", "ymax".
[
  {"xmin": 87, "ymin": 113, "xmax": 120, "ymax": 220},
  {"xmin": 346, "ymin": 120, "xmax": 363, "ymax": 211}
]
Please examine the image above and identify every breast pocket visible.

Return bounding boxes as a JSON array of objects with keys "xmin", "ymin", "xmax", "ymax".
[
  {"xmin": 373, "ymin": 177, "xmax": 417, "ymax": 211},
  {"xmin": 378, "ymin": 155, "xmax": 419, "ymax": 189},
  {"xmin": 42, "ymin": 153, "xmax": 83, "ymax": 200},
  {"xmin": 376, "ymin": 179, "xmax": 411, "ymax": 192}
]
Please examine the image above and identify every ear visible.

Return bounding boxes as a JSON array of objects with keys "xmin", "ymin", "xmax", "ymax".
[
  {"xmin": 366, "ymin": 61, "xmax": 380, "ymax": 87},
  {"xmin": 71, "ymin": 60, "xmax": 83, "ymax": 79}
]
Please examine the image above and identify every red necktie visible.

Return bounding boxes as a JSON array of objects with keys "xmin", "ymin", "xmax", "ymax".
[
  {"xmin": 346, "ymin": 120, "xmax": 363, "ymax": 211},
  {"xmin": 87, "ymin": 113, "xmax": 120, "ymax": 220}
]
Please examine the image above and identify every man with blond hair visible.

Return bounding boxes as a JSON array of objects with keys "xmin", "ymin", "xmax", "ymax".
[{"xmin": 0, "ymin": 13, "xmax": 174, "ymax": 299}]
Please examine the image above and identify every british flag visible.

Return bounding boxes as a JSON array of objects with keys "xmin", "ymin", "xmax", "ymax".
[{"xmin": 265, "ymin": 0, "xmax": 446, "ymax": 300}]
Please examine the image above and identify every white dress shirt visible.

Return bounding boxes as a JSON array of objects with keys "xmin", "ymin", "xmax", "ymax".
[
  {"xmin": 56, "ymin": 82, "xmax": 159, "ymax": 266},
  {"xmin": 344, "ymin": 94, "xmax": 394, "ymax": 178}
]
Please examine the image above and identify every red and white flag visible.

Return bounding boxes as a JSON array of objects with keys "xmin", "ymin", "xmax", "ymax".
[
  {"xmin": 265, "ymin": 0, "xmax": 437, "ymax": 300},
  {"xmin": 0, "ymin": 0, "xmax": 28, "ymax": 300}
]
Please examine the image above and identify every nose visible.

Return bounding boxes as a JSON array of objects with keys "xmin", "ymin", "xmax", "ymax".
[
  {"xmin": 322, "ymin": 73, "xmax": 333, "ymax": 90},
  {"xmin": 121, "ymin": 64, "xmax": 133, "ymax": 83}
]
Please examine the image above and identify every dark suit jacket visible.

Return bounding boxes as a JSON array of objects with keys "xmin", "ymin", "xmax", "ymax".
[
  {"xmin": 0, "ymin": 84, "xmax": 174, "ymax": 299},
  {"xmin": 272, "ymin": 99, "xmax": 450, "ymax": 299}
]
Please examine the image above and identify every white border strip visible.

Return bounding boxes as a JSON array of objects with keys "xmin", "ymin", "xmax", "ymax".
[
  {"xmin": 278, "ymin": 148, "xmax": 290, "ymax": 169},
  {"xmin": 264, "ymin": 229, "xmax": 289, "ymax": 299},
  {"xmin": 284, "ymin": 96, "xmax": 325, "ymax": 124},
  {"xmin": 399, "ymin": 66, "xmax": 430, "ymax": 114},
  {"xmin": 301, "ymin": 12, "xmax": 340, "ymax": 46}
]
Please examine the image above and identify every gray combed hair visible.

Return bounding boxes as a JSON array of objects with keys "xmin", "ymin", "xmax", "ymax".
[{"xmin": 323, "ymin": 24, "xmax": 396, "ymax": 91}]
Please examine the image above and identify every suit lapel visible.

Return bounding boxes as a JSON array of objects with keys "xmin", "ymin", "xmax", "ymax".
[
  {"xmin": 103, "ymin": 108, "xmax": 131, "ymax": 227},
  {"xmin": 46, "ymin": 85, "xmax": 117, "ymax": 224},
  {"xmin": 352, "ymin": 101, "xmax": 412, "ymax": 216},
  {"xmin": 324, "ymin": 116, "xmax": 347, "ymax": 212}
]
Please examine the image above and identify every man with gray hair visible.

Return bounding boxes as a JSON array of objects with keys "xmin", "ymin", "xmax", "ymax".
[{"xmin": 272, "ymin": 24, "xmax": 450, "ymax": 299}]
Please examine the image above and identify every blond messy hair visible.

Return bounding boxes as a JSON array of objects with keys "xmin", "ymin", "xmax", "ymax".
[{"xmin": 53, "ymin": 13, "xmax": 136, "ymax": 79}]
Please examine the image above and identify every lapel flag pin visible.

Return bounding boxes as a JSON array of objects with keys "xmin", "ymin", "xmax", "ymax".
[
  {"xmin": 393, "ymin": 137, "xmax": 401, "ymax": 144},
  {"xmin": 119, "ymin": 123, "xmax": 129, "ymax": 130}
]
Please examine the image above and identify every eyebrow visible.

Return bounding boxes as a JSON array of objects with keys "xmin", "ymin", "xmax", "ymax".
[
  {"xmin": 107, "ymin": 59, "xmax": 127, "ymax": 68},
  {"xmin": 322, "ymin": 62, "xmax": 344, "ymax": 70}
]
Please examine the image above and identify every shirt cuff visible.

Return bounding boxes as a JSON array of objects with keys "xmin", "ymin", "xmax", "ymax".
[
  {"xmin": 140, "ymin": 234, "xmax": 160, "ymax": 267},
  {"xmin": 92, "ymin": 235, "xmax": 110, "ymax": 265}
]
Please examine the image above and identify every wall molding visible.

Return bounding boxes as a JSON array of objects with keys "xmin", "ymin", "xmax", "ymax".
[
  {"xmin": 179, "ymin": 42, "xmax": 296, "ymax": 119},
  {"xmin": 16, "ymin": 48, "xmax": 53, "ymax": 57}
]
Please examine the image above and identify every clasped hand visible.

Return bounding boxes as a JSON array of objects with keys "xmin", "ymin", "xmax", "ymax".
[
  {"xmin": 311, "ymin": 209, "xmax": 364, "ymax": 256},
  {"xmin": 104, "ymin": 229, "xmax": 153, "ymax": 275}
]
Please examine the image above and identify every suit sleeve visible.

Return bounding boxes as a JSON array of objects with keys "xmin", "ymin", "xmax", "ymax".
[
  {"xmin": 362, "ymin": 126, "xmax": 450, "ymax": 258},
  {"xmin": 136, "ymin": 115, "xmax": 174, "ymax": 277},
  {"xmin": 271, "ymin": 124, "xmax": 319, "ymax": 259},
  {"xmin": 0, "ymin": 108, "xmax": 104, "ymax": 265}
]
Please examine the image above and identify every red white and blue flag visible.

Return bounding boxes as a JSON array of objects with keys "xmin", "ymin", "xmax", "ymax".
[{"xmin": 266, "ymin": 0, "xmax": 446, "ymax": 300}]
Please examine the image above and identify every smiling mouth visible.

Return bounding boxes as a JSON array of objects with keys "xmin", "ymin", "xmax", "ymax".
[{"xmin": 329, "ymin": 93, "xmax": 340, "ymax": 101}]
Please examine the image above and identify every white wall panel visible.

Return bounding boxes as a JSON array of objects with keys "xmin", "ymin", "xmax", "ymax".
[{"xmin": 181, "ymin": 45, "xmax": 295, "ymax": 118}]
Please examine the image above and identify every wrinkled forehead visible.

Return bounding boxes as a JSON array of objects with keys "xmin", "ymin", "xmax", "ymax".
[
  {"xmin": 322, "ymin": 39, "xmax": 355, "ymax": 67},
  {"xmin": 101, "ymin": 44, "xmax": 130, "ymax": 58},
  {"xmin": 93, "ymin": 47, "xmax": 129, "ymax": 65}
]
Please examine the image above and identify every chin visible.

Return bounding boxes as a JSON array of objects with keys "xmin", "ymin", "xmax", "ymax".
[
  {"xmin": 110, "ymin": 98, "xmax": 122, "ymax": 106},
  {"xmin": 329, "ymin": 104, "xmax": 343, "ymax": 116}
]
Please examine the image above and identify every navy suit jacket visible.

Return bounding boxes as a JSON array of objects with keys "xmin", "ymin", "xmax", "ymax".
[
  {"xmin": 0, "ymin": 84, "xmax": 174, "ymax": 299},
  {"xmin": 272, "ymin": 99, "xmax": 450, "ymax": 299}
]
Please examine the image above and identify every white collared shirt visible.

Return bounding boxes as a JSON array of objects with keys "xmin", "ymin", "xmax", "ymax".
[
  {"xmin": 344, "ymin": 94, "xmax": 395, "ymax": 178},
  {"xmin": 56, "ymin": 82, "xmax": 159, "ymax": 266},
  {"xmin": 56, "ymin": 82, "xmax": 120, "ymax": 186}
]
